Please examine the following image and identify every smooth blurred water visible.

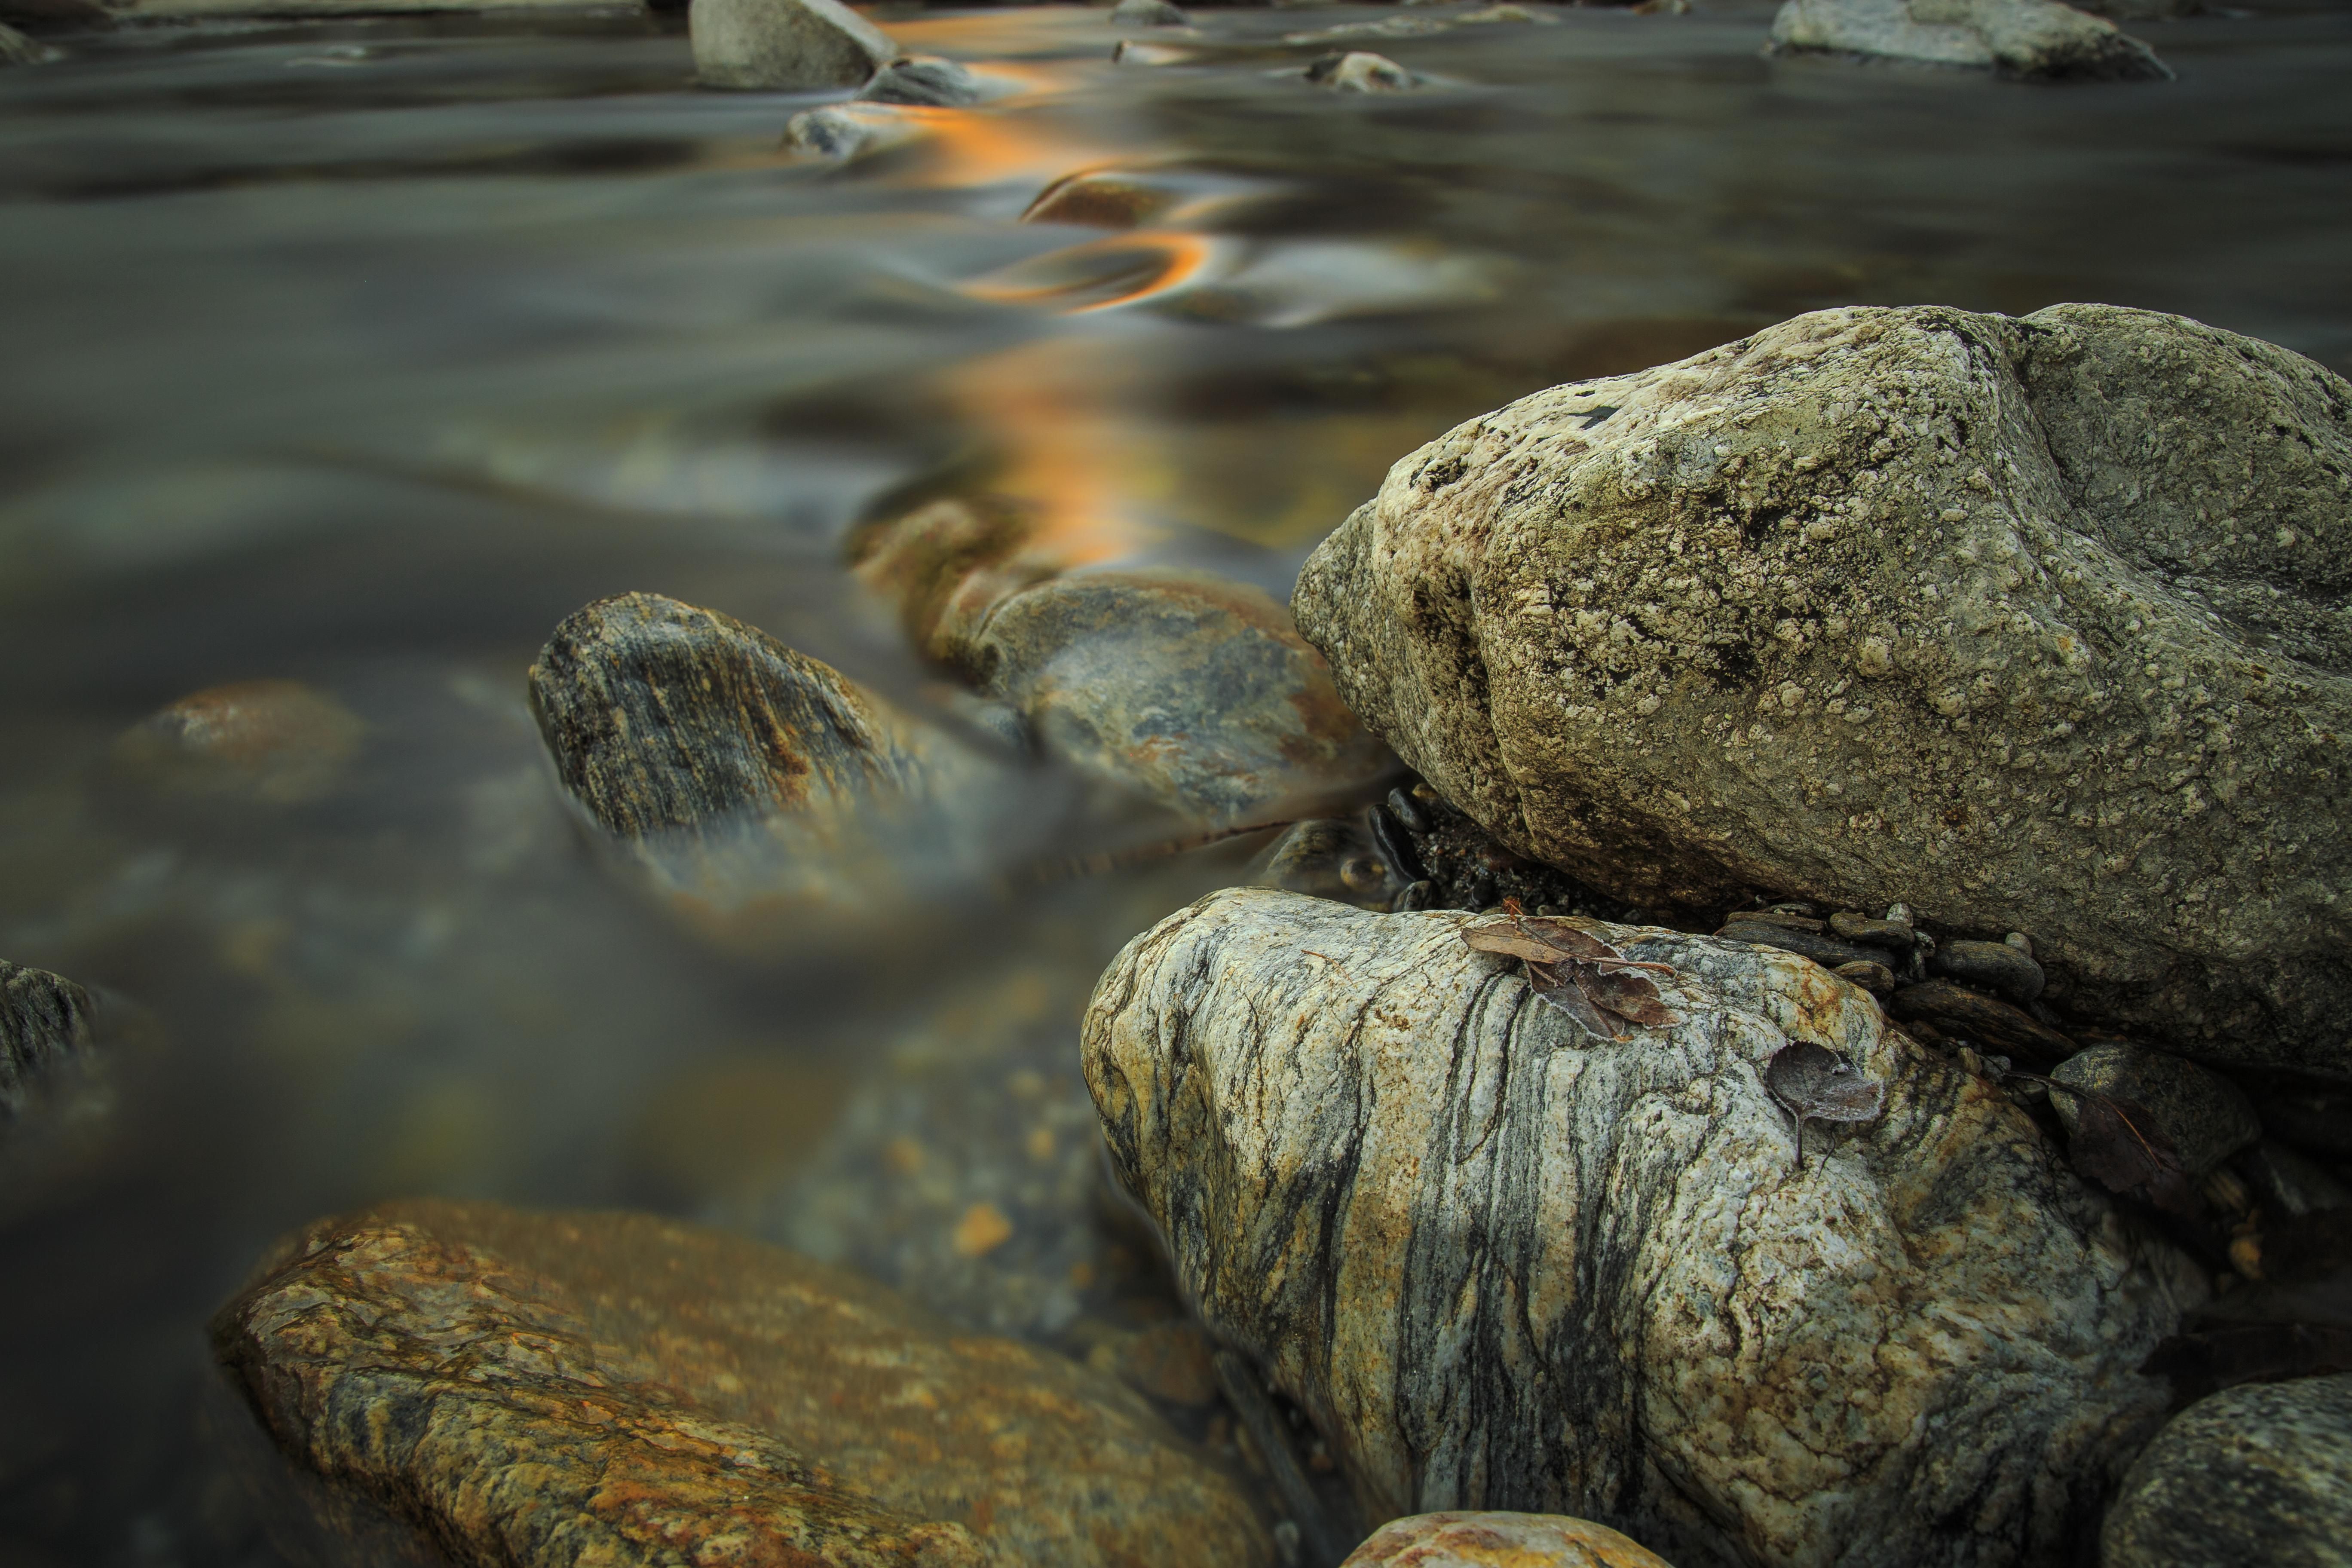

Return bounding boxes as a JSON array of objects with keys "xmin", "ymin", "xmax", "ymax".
[{"xmin": 0, "ymin": 2, "xmax": 2348, "ymax": 1562}]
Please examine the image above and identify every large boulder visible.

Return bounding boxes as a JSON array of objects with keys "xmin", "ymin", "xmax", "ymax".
[
  {"xmin": 2101, "ymin": 1374, "xmax": 2352, "ymax": 1567},
  {"xmin": 1082, "ymin": 887, "xmax": 2196, "ymax": 1567},
  {"xmin": 1769, "ymin": 0, "xmax": 2170, "ymax": 80},
  {"xmin": 692, "ymin": 0, "xmax": 895, "ymax": 91},
  {"xmin": 1292, "ymin": 304, "xmax": 2352, "ymax": 1079},
  {"xmin": 211, "ymin": 1200, "xmax": 1274, "ymax": 1568}
]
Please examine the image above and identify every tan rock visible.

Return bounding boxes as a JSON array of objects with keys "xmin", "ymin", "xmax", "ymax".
[
  {"xmin": 211, "ymin": 1200, "xmax": 1274, "ymax": 1568},
  {"xmin": 111, "ymin": 680, "xmax": 364, "ymax": 805},
  {"xmin": 1292, "ymin": 304, "xmax": 2352, "ymax": 1078},
  {"xmin": 1341, "ymin": 1511, "xmax": 1675, "ymax": 1568},
  {"xmin": 1084, "ymin": 887, "xmax": 2199, "ymax": 1566}
]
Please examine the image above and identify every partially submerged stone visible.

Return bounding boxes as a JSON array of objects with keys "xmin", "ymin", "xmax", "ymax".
[
  {"xmin": 1293, "ymin": 304, "xmax": 2352, "ymax": 1078},
  {"xmin": 1770, "ymin": 0, "xmax": 2170, "ymax": 81},
  {"xmin": 526, "ymin": 592, "xmax": 1015, "ymax": 935},
  {"xmin": 1109, "ymin": 0, "xmax": 1188, "ymax": 28},
  {"xmin": 857, "ymin": 54, "xmax": 982, "ymax": 107},
  {"xmin": 2101, "ymin": 1374, "xmax": 2352, "ymax": 1568},
  {"xmin": 1341, "ymin": 1511, "xmax": 1675, "ymax": 1568},
  {"xmin": 693, "ymin": 0, "xmax": 895, "ymax": 91},
  {"xmin": 212, "ymin": 1200, "xmax": 1274, "ymax": 1568},
  {"xmin": 1084, "ymin": 887, "xmax": 2193, "ymax": 1565},
  {"xmin": 1307, "ymin": 50, "xmax": 1415, "ymax": 92},
  {"xmin": 111, "ymin": 680, "xmax": 365, "ymax": 806},
  {"xmin": 1, "ymin": 959, "xmax": 95, "ymax": 1118}
]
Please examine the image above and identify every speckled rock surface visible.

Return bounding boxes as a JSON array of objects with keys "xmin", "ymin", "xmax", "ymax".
[
  {"xmin": 1083, "ymin": 887, "xmax": 2199, "ymax": 1567},
  {"xmin": 1292, "ymin": 304, "xmax": 2352, "ymax": 1078},
  {"xmin": 0, "ymin": 959, "xmax": 94, "ymax": 1118},
  {"xmin": 692, "ymin": 0, "xmax": 894, "ymax": 90},
  {"xmin": 1341, "ymin": 1511, "xmax": 1676, "ymax": 1568},
  {"xmin": 957, "ymin": 572, "xmax": 1390, "ymax": 824},
  {"xmin": 527, "ymin": 592, "xmax": 1013, "ymax": 933},
  {"xmin": 212, "ymin": 1200, "xmax": 1273, "ymax": 1568},
  {"xmin": 2101, "ymin": 1374, "xmax": 2352, "ymax": 1568},
  {"xmin": 1769, "ymin": 0, "xmax": 2169, "ymax": 80}
]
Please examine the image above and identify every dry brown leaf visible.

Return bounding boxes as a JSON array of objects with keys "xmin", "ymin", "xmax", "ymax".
[
  {"xmin": 1464, "ymin": 914, "xmax": 1681, "ymax": 1040},
  {"xmin": 1764, "ymin": 1041, "xmax": 1886, "ymax": 1128}
]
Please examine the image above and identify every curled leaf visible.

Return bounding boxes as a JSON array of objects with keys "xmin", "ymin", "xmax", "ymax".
[
  {"xmin": 1765, "ymin": 1041, "xmax": 1886, "ymax": 1127},
  {"xmin": 1464, "ymin": 915, "xmax": 1681, "ymax": 1040},
  {"xmin": 1528, "ymin": 960, "xmax": 1620, "ymax": 1039}
]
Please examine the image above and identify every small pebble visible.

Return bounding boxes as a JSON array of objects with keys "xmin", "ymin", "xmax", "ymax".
[
  {"xmin": 1828, "ymin": 911, "xmax": 1914, "ymax": 949},
  {"xmin": 1928, "ymin": 938, "xmax": 2045, "ymax": 1004},
  {"xmin": 2003, "ymin": 931, "xmax": 2035, "ymax": 959},
  {"xmin": 1833, "ymin": 959, "xmax": 1896, "ymax": 995},
  {"xmin": 1385, "ymin": 785, "xmax": 1429, "ymax": 836},
  {"xmin": 856, "ymin": 55, "xmax": 983, "ymax": 107},
  {"xmin": 1735, "ymin": 910, "xmax": 1826, "ymax": 933},
  {"xmin": 1716, "ymin": 921, "xmax": 1884, "ymax": 972}
]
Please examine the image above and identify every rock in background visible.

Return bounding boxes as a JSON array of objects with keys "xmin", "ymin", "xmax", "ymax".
[
  {"xmin": 0, "ymin": 959, "xmax": 96, "ymax": 1120},
  {"xmin": 692, "ymin": 0, "xmax": 895, "ymax": 91},
  {"xmin": 1084, "ymin": 887, "xmax": 2199, "ymax": 1567},
  {"xmin": 211, "ymin": 1200, "xmax": 1274, "ymax": 1568},
  {"xmin": 1293, "ymin": 304, "xmax": 2352, "ymax": 1080},
  {"xmin": 2101, "ymin": 1373, "xmax": 2352, "ymax": 1567},
  {"xmin": 1769, "ymin": 0, "xmax": 2171, "ymax": 80},
  {"xmin": 1341, "ymin": 1511, "xmax": 1676, "ymax": 1568}
]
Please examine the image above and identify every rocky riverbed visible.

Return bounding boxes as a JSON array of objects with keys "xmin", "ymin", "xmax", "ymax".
[{"xmin": 3, "ymin": 3, "xmax": 2350, "ymax": 1568}]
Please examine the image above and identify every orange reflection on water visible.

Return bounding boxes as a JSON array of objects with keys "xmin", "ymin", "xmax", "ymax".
[
  {"xmin": 961, "ymin": 229, "xmax": 1226, "ymax": 314},
  {"xmin": 869, "ymin": 103, "xmax": 1109, "ymax": 192}
]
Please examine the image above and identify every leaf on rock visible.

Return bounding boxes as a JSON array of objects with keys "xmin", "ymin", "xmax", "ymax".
[
  {"xmin": 2059, "ymin": 1089, "xmax": 2201, "ymax": 1219},
  {"xmin": 1764, "ymin": 1041, "xmax": 1886, "ymax": 1127},
  {"xmin": 1464, "ymin": 915, "xmax": 1680, "ymax": 1040}
]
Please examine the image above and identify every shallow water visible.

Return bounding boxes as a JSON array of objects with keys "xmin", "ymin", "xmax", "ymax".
[{"xmin": 1, "ymin": 1, "xmax": 2349, "ymax": 1561}]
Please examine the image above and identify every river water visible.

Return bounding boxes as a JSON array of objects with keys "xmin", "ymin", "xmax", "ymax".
[{"xmin": 1, "ymin": 3, "xmax": 2348, "ymax": 1562}]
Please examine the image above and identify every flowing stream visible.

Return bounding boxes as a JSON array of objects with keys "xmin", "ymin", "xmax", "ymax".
[{"xmin": 1, "ymin": 3, "xmax": 2348, "ymax": 1561}]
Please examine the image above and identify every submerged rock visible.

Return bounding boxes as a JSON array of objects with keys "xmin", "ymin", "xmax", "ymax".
[
  {"xmin": 212, "ymin": 1200, "xmax": 1274, "ymax": 1568},
  {"xmin": 1769, "ymin": 0, "xmax": 2171, "ymax": 80},
  {"xmin": 1, "ymin": 960, "xmax": 95, "ymax": 1119},
  {"xmin": 2101, "ymin": 1374, "xmax": 2352, "ymax": 1568},
  {"xmin": 1306, "ymin": 50, "xmax": 1415, "ymax": 92},
  {"xmin": 526, "ymin": 592, "xmax": 1015, "ymax": 936},
  {"xmin": 110, "ymin": 680, "xmax": 365, "ymax": 806},
  {"xmin": 1341, "ymin": 1512, "xmax": 1675, "ymax": 1568},
  {"xmin": 1293, "ymin": 303, "xmax": 2352, "ymax": 1079},
  {"xmin": 857, "ymin": 54, "xmax": 983, "ymax": 107},
  {"xmin": 1083, "ymin": 887, "xmax": 2194, "ymax": 1566},
  {"xmin": 693, "ymin": 0, "xmax": 895, "ymax": 90},
  {"xmin": 1109, "ymin": 0, "xmax": 1188, "ymax": 27}
]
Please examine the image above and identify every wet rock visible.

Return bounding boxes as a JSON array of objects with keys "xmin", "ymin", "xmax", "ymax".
[
  {"xmin": 1, "ymin": 961, "xmax": 95, "ymax": 1119},
  {"xmin": 2237, "ymin": 1141, "xmax": 2351, "ymax": 1218},
  {"xmin": 858, "ymin": 55, "xmax": 982, "ymax": 107},
  {"xmin": 526, "ymin": 592, "xmax": 1013, "ymax": 933},
  {"xmin": 1083, "ymin": 886, "xmax": 2193, "ymax": 1565},
  {"xmin": 1258, "ymin": 818, "xmax": 1412, "ymax": 911},
  {"xmin": 1887, "ymin": 978, "xmax": 2075, "ymax": 1065},
  {"xmin": 110, "ymin": 680, "xmax": 365, "ymax": 807},
  {"xmin": 1110, "ymin": 0, "xmax": 1188, "ymax": 27},
  {"xmin": 1022, "ymin": 168, "xmax": 1191, "ymax": 229},
  {"xmin": 1834, "ymin": 958, "xmax": 1896, "ymax": 993},
  {"xmin": 1, "ymin": 21, "xmax": 58, "ymax": 64},
  {"xmin": 1292, "ymin": 303, "xmax": 2352, "ymax": 1079},
  {"xmin": 1829, "ymin": 910, "xmax": 1915, "ymax": 950},
  {"xmin": 1306, "ymin": 50, "xmax": 1415, "ymax": 92},
  {"xmin": 1929, "ymin": 938, "xmax": 2045, "ymax": 1003},
  {"xmin": 1768, "ymin": 0, "xmax": 2170, "ymax": 80},
  {"xmin": 785, "ymin": 104, "xmax": 909, "ymax": 162},
  {"xmin": 2101, "ymin": 1374, "xmax": 2352, "ymax": 1568},
  {"xmin": 2050, "ymin": 1042, "xmax": 2260, "ymax": 1177},
  {"xmin": 692, "ymin": 0, "xmax": 895, "ymax": 91},
  {"xmin": 953, "ymin": 573, "xmax": 1390, "ymax": 825},
  {"xmin": 1340, "ymin": 1512, "xmax": 1674, "ymax": 1568},
  {"xmin": 212, "ymin": 1200, "xmax": 1274, "ymax": 1568},
  {"xmin": 1714, "ymin": 919, "xmax": 1884, "ymax": 972}
]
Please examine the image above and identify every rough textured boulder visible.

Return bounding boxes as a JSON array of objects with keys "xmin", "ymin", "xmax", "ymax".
[
  {"xmin": 1769, "ymin": 0, "xmax": 2170, "ymax": 80},
  {"xmin": 1, "ymin": 959, "xmax": 95, "ymax": 1118},
  {"xmin": 212, "ymin": 1200, "xmax": 1273, "ymax": 1568},
  {"xmin": 1083, "ymin": 887, "xmax": 2197, "ymax": 1567},
  {"xmin": 2101, "ymin": 1374, "xmax": 2352, "ymax": 1567},
  {"xmin": 527, "ymin": 593, "xmax": 1018, "ymax": 934},
  {"xmin": 1341, "ymin": 1511, "xmax": 1676, "ymax": 1568},
  {"xmin": 1293, "ymin": 304, "xmax": 2352, "ymax": 1078},
  {"xmin": 692, "ymin": 0, "xmax": 895, "ymax": 90}
]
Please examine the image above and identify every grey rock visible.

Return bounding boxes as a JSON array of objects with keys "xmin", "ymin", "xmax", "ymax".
[
  {"xmin": 1887, "ymin": 979, "xmax": 2076, "ymax": 1063},
  {"xmin": 1830, "ymin": 910, "xmax": 1915, "ymax": 949},
  {"xmin": 2237, "ymin": 1141, "xmax": 2351, "ymax": 1218},
  {"xmin": 526, "ymin": 592, "xmax": 1015, "ymax": 937},
  {"xmin": 692, "ymin": 0, "xmax": 895, "ymax": 91},
  {"xmin": 1109, "ymin": 0, "xmax": 1188, "ymax": 27},
  {"xmin": 857, "ymin": 54, "xmax": 981, "ymax": 107},
  {"xmin": 1083, "ymin": 886, "xmax": 2196, "ymax": 1566},
  {"xmin": 1339, "ymin": 1512, "xmax": 1675, "ymax": 1568},
  {"xmin": 1834, "ymin": 958, "xmax": 1897, "ymax": 993},
  {"xmin": 785, "ymin": 105, "xmax": 885, "ymax": 161},
  {"xmin": 1929, "ymin": 938, "xmax": 2046, "ymax": 1003},
  {"xmin": 1769, "ymin": 0, "xmax": 2171, "ymax": 80},
  {"xmin": 1305, "ymin": 51, "xmax": 1415, "ymax": 92},
  {"xmin": 955, "ymin": 573, "xmax": 1391, "ymax": 826},
  {"xmin": 1292, "ymin": 303, "xmax": 2352, "ymax": 1079},
  {"xmin": 0, "ymin": 960, "xmax": 94, "ymax": 1118},
  {"xmin": 1716, "ymin": 919, "xmax": 1886, "ymax": 972},
  {"xmin": 2102, "ymin": 1374, "xmax": 2352, "ymax": 1568},
  {"xmin": 2050, "ymin": 1042, "xmax": 2260, "ymax": 1177}
]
